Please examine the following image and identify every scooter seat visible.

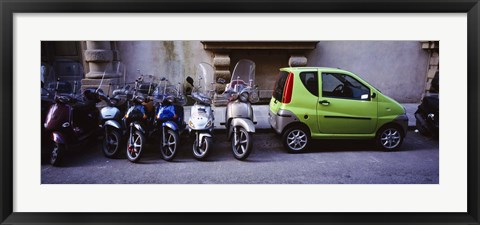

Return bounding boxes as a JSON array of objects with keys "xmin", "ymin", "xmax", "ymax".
[
  {"xmin": 191, "ymin": 92, "xmax": 211, "ymax": 105},
  {"xmin": 55, "ymin": 94, "xmax": 76, "ymax": 104}
]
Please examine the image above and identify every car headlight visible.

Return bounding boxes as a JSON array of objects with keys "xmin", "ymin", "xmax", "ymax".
[
  {"xmin": 189, "ymin": 120, "xmax": 195, "ymax": 128},
  {"xmin": 239, "ymin": 92, "xmax": 249, "ymax": 102}
]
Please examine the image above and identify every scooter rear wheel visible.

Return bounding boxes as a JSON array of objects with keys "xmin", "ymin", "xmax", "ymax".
[
  {"xmin": 126, "ymin": 130, "xmax": 145, "ymax": 163},
  {"xmin": 161, "ymin": 128, "xmax": 179, "ymax": 161},
  {"xmin": 231, "ymin": 126, "xmax": 252, "ymax": 160},
  {"xmin": 193, "ymin": 136, "xmax": 212, "ymax": 160}
]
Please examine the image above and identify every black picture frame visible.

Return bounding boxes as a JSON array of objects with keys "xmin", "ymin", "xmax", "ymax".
[{"xmin": 1, "ymin": 0, "xmax": 479, "ymax": 224}]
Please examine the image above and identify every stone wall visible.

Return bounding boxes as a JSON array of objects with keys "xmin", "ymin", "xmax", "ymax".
[
  {"xmin": 78, "ymin": 41, "xmax": 432, "ymax": 104},
  {"xmin": 307, "ymin": 41, "xmax": 430, "ymax": 103},
  {"xmin": 116, "ymin": 41, "xmax": 213, "ymax": 87}
]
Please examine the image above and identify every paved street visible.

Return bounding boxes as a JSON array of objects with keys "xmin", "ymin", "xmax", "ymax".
[{"xmin": 41, "ymin": 130, "xmax": 438, "ymax": 184}]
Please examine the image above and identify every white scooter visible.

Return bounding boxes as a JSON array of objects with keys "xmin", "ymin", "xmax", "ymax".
[{"xmin": 186, "ymin": 63, "xmax": 216, "ymax": 160}]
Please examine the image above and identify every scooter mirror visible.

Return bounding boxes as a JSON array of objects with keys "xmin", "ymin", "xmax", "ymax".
[
  {"xmin": 216, "ymin": 78, "xmax": 226, "ymax": 84},
  {"xmin": 186, "ymin": 76, "xmax": 194, "ymax": 86}
]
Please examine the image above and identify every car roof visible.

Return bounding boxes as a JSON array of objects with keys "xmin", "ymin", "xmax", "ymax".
[{"xmin": 280, "ymin": 67, "xmax": 350, "ymax": 73}]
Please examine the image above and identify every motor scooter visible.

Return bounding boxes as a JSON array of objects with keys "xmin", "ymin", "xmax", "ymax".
[
  {"xmin": 97, "ymin": 63, "xmax": 131, "ymax": 158},
  {"xmin": 124, "ymin": 74, "xmax": 157, "ymax": 163},
  {"xmin": 218, "ymin": 59, "xmax": 259, "ymax": 160},
  {"xmin": 153, "ymin": 78, "xmax": 187, "ymax": 161},
  {"xmin": 43, "ymin": 80, "xmax": 101, "ymax": 166},
  {"xmin": 186, "ymin": 63, "xmax": 215, "ymax": 160},
  {"xmin": 98, "ymin": 84, "xmax": 130, "ymax": 158},
  {"xmin": 415, "ymin": 71, "xmax": 439, "ymax": 138}
]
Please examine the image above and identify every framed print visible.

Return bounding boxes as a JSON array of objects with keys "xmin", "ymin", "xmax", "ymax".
[{"xmin": 1, "ymin": 0, "xmax": 479, "ymax": 224}]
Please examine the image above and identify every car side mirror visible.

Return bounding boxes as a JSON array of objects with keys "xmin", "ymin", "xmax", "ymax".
[{"xmin": 371, "ymin": 93, "xmax": 376, "ymax": 98}]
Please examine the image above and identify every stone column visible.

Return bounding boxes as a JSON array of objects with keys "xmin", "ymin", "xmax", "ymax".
[
  {"xmin": 212, "ymin": 53, "xmax": 231, "ymax": 105},
  {"xmin": 421, "ymin": 41, "xmax": 439, "ymax": 93},
  {"xmin": 288, "ymin": 55, "xmax": 308, "ymax": 67},
  {"xmin": 81, "ymin": 41, "xmax": 121, "ymax": 95}
]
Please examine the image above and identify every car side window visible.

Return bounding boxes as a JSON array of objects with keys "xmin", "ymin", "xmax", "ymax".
[
  {"xmin": 299, "ymin": 72, "xmax": 318, "ymax": 97},
  {"xmin": 322, "ymin": 73, "xmax": 370, "ymax": 100}
]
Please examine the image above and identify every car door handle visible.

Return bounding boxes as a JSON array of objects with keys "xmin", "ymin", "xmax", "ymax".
[{"xmin": 319, "ymin": 100, "xmax": 330, "ymax": 106}]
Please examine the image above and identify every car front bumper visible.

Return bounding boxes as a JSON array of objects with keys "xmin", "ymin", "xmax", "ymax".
[{"xmin": 394, "ymin": 114, "xmax": 409, "ymax": 136}]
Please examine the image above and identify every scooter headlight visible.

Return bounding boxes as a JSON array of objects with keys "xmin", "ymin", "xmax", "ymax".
[
  {"xmin": 229, "ymin": 93, "xmax": 238, "ymax": 101},
  {"xmin": 239, "ymin": 92, "xmax": 249, "ymax": 102}
]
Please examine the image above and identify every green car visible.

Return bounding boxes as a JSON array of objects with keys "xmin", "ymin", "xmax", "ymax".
[{"xmin": 268, "ymin": 67, "xmax": 408, "ymax": 152}]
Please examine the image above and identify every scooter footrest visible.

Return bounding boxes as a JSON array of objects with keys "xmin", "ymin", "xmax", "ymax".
[{"xmin": 220, "ymin": 122, "xmax": 226, "ymax": 125}]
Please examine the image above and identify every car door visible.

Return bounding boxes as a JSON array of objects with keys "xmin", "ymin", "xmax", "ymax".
[{"xmin": 317, "ymin": 71, "xmax": 377, "ymax": 134}]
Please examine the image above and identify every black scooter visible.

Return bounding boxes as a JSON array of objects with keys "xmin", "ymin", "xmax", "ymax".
[{"xmin": 415, "ymin": 72, "xmax": 439, "ymax": 138}]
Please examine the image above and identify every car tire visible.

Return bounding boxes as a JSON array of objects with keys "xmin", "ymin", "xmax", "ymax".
[
  {"xmin": 282, "ymin": 126, "xmax": 310, "ymax": 153},
  {"xmin": 376, "ymin": 125, "xmax": 404, "ymax": 151}
]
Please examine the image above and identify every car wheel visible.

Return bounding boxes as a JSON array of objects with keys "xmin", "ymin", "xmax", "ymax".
[
  {"xmin": 282, "ymin": 126, "xmax": 310, "ymax": 153},
  {"xmin": 376, "ymin": 125, "xmax": 404, "ymax": 151}
]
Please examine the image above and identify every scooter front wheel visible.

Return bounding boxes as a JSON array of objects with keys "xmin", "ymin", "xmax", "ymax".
[
  {"xmin": 50, "ymin": 142, "xmax": 65, "ymax": 166},
  {"xmin": 126, "ymin": 130, "xmax": 145, "ymax": 163},
  {"xmin": 231, "ymin": 126, "xmax": 252, "ymax": 160},
  {"xmin": 193, "ymin": 136, "xmax": 212, "ymax": 160},
  {"xmin": 161, "ymin": 128, "xmax": 179, "ymax": 161}
]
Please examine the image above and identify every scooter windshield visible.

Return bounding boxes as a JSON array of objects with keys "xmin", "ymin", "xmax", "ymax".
[
  {"xmin": 153, "ymin": 79, "xmax": 186, "ymax": 106},
  {"xmin": 228, "ymin": 59, "xmax": 255, "ymax": 94},
  {"xmin": 43, "ymin": 60, "xmax": 84, "ymax": 96},
  {"xmin": 194, "ymin": 62, "xmax": 215, "ymax": 98}
]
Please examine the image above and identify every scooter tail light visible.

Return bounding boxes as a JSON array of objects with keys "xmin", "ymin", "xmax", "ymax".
[{"xmin": 282, "ymin": 72, "xmax": 294, "ymax": 104}]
